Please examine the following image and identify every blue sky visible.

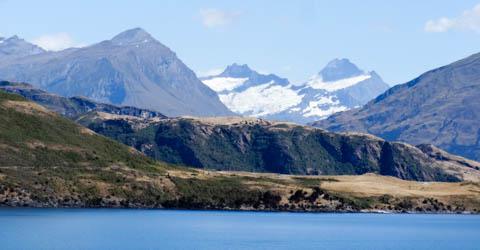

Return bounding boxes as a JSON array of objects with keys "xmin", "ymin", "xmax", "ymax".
[{"xmin": 2, "ymin": 0, "xmax": 480, "ymax": 85}]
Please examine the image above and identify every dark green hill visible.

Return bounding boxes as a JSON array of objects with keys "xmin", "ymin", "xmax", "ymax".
[{"xmin": 78, "ymin": 115, "xmax": 480, "ymax": 182}]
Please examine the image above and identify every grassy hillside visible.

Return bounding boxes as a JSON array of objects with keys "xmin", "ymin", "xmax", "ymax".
[
  {"xmin": 0, "ymin": 91, "xmax": 155, "ymax": 169},
  {"xmin": 4, "ymin": 81, "xmax": 479, "ymax": 182},
  {"xmin": 2, "ymin": 164, "xmax": 480, "ymax": 212},
  {"xmin": 1, "ymin": 90, "xmax": 480, "ymax": 212}
]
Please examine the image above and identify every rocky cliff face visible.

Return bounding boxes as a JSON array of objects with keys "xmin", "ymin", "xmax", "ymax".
[
  {"xmin": 312, "ymin": 52, "xmax": 480, "ymax": 161},
  {"xmin": 78, "ymin": 114, "xmax": 480, "ymax": 182}
]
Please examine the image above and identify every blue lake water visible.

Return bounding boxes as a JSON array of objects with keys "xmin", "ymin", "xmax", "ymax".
[{"xmin": 0, "ymin": 208, "xmax": 479, "ymax": 250}]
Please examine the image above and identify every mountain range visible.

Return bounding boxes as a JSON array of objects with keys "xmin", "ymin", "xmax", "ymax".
[
  {"xmin": 2, "ymin": 80, "xmax": 478, "ymax": 182},
  {"xmin": 0, "ymin": 28, "xmax": 389, "ymax": 125},
  {"xmin": 313, "ymin": 52, "xmax": 480, "ymax": 161},
  {"xmin": 1, "ymin": 26, "xmax": 480, "ymax": 212},
  {"xmin": 1, "ymin": 28, "xmax": 478, "ymax": 164},
  {"xmin": 0, "ymin": 28, "xmax": 232, "ymax": 117},
  {"xmin": 201, "ymin": 59, "xmax": 389, "ymax": 123}
]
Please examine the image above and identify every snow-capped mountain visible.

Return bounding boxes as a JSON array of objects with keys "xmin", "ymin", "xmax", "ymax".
[
  {"xmin": 201, "ymin": 64, "xmax": 297, "ymax": 117},
  {"xmin": 201, "ymin": 64, "xmax": 301, "ymax": 117},
  {"xmin": 0, "ymin": 36, "xmax": 45, "ymax": 59},
  {"xmin": 202, "ymin": 59, "xmax": 389, "ymax": 123}
]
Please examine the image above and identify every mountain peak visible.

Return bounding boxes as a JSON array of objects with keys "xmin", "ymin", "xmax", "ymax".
[
  {"xmin": 7, "ymin": 35, "xmax": 20, "ymax": 41},
  {"xmin": 0, "ymin": 35, "xmax": 45, "ymax": 58},
  {"xmin": 0, "ymin": 31, "xmax": 232, "ymax": 117},
  {"xmin": 2, "ymin": 35, "xmax": 24, "ymax": 44},
  {"xmin": 220, "ymin": 63, "xmax": 254, "ymax": 78},
  {"xmin": 110, "ymin": 28, "xmax": 154, "ymax": 45},
  {"xmin": 319, "ymin": 58, "xmax": 364, "ymax": 82}
]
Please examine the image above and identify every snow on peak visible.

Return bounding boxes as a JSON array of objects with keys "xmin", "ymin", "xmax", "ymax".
[
  {"xmin": 219, "ymin": 82, "xmax": 303, "ymax": 117},
  {"xmin": 201, "ymin": 63, "xmax": 289, "ymax": 93},
  {"xmin": 202, "ymin": 77, "xmax": 249, "ymax": 92},
  {"xmin": 202, "ymin": 60, "xmax": 387, "ymax": 124},
  {"xmin": 306, "ymin": 73, "xmax": 372, "ymax": 92},
  {"xmin": 301, "ymin": 96, "xmax": 348, "ymax": 118}
]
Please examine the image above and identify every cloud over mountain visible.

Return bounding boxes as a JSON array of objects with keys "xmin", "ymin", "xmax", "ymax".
[
  {"xmin": 425, "ymin": 4, "xmax": 480, "ymax": 33},
  {"xmin": 32, "ymin": 33, "xmax": 83, "ymax": 51}
]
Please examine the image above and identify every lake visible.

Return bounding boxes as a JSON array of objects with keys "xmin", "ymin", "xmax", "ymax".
[{"xmin": 0, "ymin": 208, "xmax": 479, "ymax": 250}]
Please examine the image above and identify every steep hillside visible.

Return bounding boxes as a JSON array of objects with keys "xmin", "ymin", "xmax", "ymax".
[
  {"xmin": 0, "ymin": 90, "xmax": 157, "ymax": 170},
  {"xmin": 0, "ymin": 28, "xmax": 232, "ymax": 117},
  {"xmin": 77, "ymin": 114, "xmax": 480, "ymax": 182},
  {"xmin": 313, "ymin": 52, "xmax": 480, "ymax": 161},
  {"xmin": 201, "ymin": 60, "xmax": 389, "ymax": 123},
  {"xmin": 1, "ymin": 90, "xmax": 479, "ymax": 212}
]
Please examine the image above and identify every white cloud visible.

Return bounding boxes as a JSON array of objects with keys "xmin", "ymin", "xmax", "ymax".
[
  {"xmin": 199, "ymin": 8, "xmax": 240, "ymax": 28},
  {"xmin": 32, "ymin": 33, "xmax": 83, "ymax": 51},
  {"xmin": 425, "ymin": 4, "xmax": 480, "ymax": 33}
]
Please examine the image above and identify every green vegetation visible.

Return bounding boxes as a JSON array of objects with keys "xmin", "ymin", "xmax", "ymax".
[
  {"xmin": 78, "ymin": 115, "xmax": 467, "ymax": 182},
  {"xmin": 0, "ymin": 91, "xmax": 155, "ymax": 169},
  {"xmin": 166, "ymin": 176, "xmax": 282, "ymax": 209},
  {"xmin": 4, "ymin": 82, "xmax": 476, "ymax": 182},
  {"xmin": 0, "ymin": 90, "xmax": 479, "ymax": 213}
]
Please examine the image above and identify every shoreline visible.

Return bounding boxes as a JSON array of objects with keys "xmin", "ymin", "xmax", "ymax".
[{"xmin": 0, "ymin": 205, "xmax": 477, "ymax": 215}]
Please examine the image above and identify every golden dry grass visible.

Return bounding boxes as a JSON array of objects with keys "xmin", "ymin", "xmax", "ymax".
[
  {"xmin": 169, "ymin": 169, "xmax": 480, "ymax": 201},
  {"xmin": 3, "ymin": 100, "xmax": 52, "ymax": 116},
  {"xmin": 319, "ymin": 174, "xmax": 480, "ymax": 197}
]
